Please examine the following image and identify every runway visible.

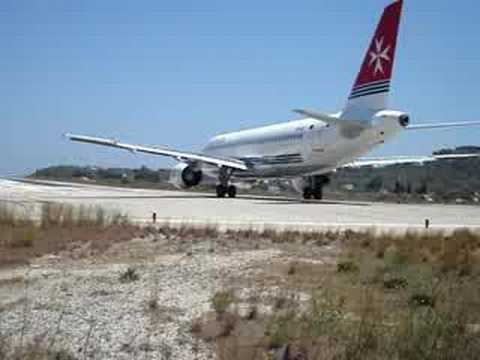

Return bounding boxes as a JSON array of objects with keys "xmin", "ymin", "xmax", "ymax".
[{"xmin": 1, "ymin": 178, "xmax": 479, "ymax": 231}]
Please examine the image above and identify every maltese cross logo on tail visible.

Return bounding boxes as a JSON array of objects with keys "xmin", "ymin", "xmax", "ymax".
[
  {"xmin": 348, "ymin": 0, "xmax": 403, "ymax": 110},
  {"xmin": 369, "ymin": 37, "xmax": 391, "ymax": 75},
  {"xmin": 350, "ymin": 0, "xmax": 402, "ymax": 92}
]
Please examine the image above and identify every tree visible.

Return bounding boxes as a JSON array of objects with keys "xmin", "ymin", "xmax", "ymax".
[
  {"xmin": 416, "ymin": 181, "xmax": 428, "ymax": 194},
  {"xmin": 394, "ymin": 180, "xmax": 405, "ymax": 194}
]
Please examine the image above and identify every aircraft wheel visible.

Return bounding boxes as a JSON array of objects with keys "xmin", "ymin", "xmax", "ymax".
[
  {"xmin": 303, "ymin": 187, "xmax": 313, "ymax": 200},
  {"xmin": 216, "ymin": 185, "xmax": 227, "ymax": 198},
  {"xmin": 227, "ymin": 185, "xmax": 237, "ymax": 198},
  {"xmin": 313, "ymin": 187, "xmax": 323, "ymax": 200}
]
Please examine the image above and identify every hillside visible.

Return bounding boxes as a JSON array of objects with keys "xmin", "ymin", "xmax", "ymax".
[
  {"xmin": 329, "ymin": 146, "xmax": 480, "ymax": 198},
  {"xmin": 29, "ymin": 146, "xmax": 480, "ymax": 202}
]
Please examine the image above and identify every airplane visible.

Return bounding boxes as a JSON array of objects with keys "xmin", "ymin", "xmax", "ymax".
[{"xmin": 67, "ymin": 0, "xmax": 480, "ymax": 200}]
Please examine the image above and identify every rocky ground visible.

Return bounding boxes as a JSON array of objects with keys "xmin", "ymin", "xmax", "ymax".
[
  {"xmin": 0, "ymin": 230, "xmax": 309, "ymax": 360},
  {"xmin": 3, "ymin": 223, "xmax": 480, "ymax": 359}
]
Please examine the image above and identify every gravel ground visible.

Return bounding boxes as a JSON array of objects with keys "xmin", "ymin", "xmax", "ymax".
[{"xmin": 0, "ymin": 239, "xmax": 281, "ymax": 359}]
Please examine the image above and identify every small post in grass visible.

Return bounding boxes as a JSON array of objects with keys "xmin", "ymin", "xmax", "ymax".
[
  {"xmin": 152, "ymin": 212, "xmax": 157, "ymax": 224},
  {"xmin": 425, "ymin": 218, "xmax": 430, "ymax": 229}
]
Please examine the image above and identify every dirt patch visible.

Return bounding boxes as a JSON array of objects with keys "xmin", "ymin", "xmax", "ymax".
[
  {"xmin": 190, "ymin": 229, "xmax": 480, "ymax": 360},
  {"xmin": 2, "ymin": 204, "xmax": 480, "ymax": 359}
]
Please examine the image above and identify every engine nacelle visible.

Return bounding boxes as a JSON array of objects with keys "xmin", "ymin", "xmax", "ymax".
[
  {"xmin": 169, "ymin": 163, "xmax": 203, "ymax": 189},
  {"xmin": 373, "ymin": 110, "xmax": 410, "ymax": 128}
]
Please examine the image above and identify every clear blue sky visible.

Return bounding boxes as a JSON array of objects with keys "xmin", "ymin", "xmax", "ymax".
[{"xmin": 2, "ymin": 0, "xmax": 479, "ymax": 175}]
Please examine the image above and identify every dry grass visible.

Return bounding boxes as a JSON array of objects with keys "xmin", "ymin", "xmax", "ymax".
[
  {"xmin": 154, "ymin": 223, "xmax": 338, "ymax": 250},
  {"xmin": 0, "ymin": 201, "xmax": 139, "ymax": 267},
  {"xmin": 2, "ymin": 204, "xmax": 480, "ymax": 359},
  {"xmin": 340, "ymin": 228, "xmax": 480, "ymax": 276},
  {"xmin": 188, "ymin": 228, "xmax": 480, "ymax": 360},
  {"xmin": 224, "ymin": 227, "xmax": 335, "ymax": 246}
]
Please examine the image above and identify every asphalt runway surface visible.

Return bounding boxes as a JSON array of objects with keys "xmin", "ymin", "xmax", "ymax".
[{"xmin": 1, "ymin": 178, "xmax": 479, "ymax": 231}]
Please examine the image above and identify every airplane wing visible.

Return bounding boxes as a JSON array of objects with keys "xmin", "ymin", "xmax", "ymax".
[
  {"xmin": 406, "ymin": 121, "xmax": 480, "ymax": 130},
  {"xmin": 65, "ymin": 133, "xmax": 248, "ymax": 171},
  {"xmin": 343, "ymin": 153, "xmax": 480, "ymax": 168}
]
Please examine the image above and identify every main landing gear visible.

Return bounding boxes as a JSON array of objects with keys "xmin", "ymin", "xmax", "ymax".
[
  {"xmin": 216, "ymin": 184, "xmax": 237, "ymax": 198},
  {"xmin": 302, "ymin": 175, "xmax": 330, "ymax": 200},
  {"xmin": 216, "ymin": 167, "xmax": 237, "ymax": 198}
]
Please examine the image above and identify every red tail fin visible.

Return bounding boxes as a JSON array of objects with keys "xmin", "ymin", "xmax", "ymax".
[{"xmin": 347, "ymin": 0, "xmax": 403, "ymax": 110}]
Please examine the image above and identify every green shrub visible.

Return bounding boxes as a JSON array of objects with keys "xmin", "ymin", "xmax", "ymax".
[
  {"xmin": 265, "ymin": 311, "xmax": 297, "ymax": 349},
  {"xmin": 211, "ymin": 290, "xmax": 234, "ymax": 316},
  {"xmin": 409, "ymin": 293, "xmax": 435, "ymax": 308},
  {"xmin": 119, "ymin": 267, "xmax": 139, "ymax": 283},
  {"xmin": 337, "ymin": 260, "xmax": 359, "ymax": 273},
  {"xmin": 383, "ymin": 276, "xmax": 408, "ymax": 290}
]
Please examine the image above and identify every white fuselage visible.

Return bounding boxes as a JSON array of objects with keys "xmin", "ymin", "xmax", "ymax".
[{"xmin": 203, "ymin": 112, "xmax": 405, "ymax": 179}]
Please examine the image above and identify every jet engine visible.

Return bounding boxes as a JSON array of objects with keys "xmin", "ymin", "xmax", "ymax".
[
  {"xmin": 169, "ymin": 163, "xmax": 203, "ymax": 189},
  {"xmin": 372, "ymin": 110, "xmax": 410, "ymax": 128}
]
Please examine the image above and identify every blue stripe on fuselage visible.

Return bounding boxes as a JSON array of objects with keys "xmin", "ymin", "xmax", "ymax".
[
  {"xmin": 239, "ymin": 153, "xmax": 303, "ymax": 166},
  {"xmin": 205, "ymin": 133, "xmax": 303, "ymax": 151}
]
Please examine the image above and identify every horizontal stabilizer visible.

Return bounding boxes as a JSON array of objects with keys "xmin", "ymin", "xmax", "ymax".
[
  {"xmin": 294, "ymin": 108, "xmax": 369, "ymax": 139},
  {"xmin": 344, "ymin": 153, "xmax": 480, "ymax": 168},
  {"xmin": 406, "ymin": 121, "xmax": 480, "ymax": 130},
  {"xmin": 293, "ymin": 109, "xmax": 340, "ymax": 126}
]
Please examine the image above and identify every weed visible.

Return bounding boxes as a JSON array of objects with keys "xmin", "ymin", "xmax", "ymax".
[
  {"xmin": 94, "ymin": 206, "xmax": 106, "ymax": 228},
  {"xmin": 211, "ymin": 290, "xmax": 234, "ymax": 317},
  {"xmin": 147, "ymin": 298, "xmax": 158, "ymax": 312},
  {"xmin": 9, "ymin": 227, "xmax": 35, "ymax": 248},
  {"xmin": 272, "ymin": 291, "xmax": 298, "ymax": 311},
  {"xmin": 218, "ymin": 313, "xmax": 237, "ymax": 337},
  {"xmin": 383, "ymin": 244, "xmax": 407, "ymax": 267},
  {"xmin": 119, "ymin": 267, "xmax": 139, "ymax": 283},
  {"xmin": 0, "ymin": 203, "xmax": 18, "ymax": 226},
  {"xmin": 337, "ymin": 260, "xmax": 359, "ymax": 273},
  {"xmin": 383, "ymin": 276, "xmax": 408, "ymax": 290},
  {"xmin": 201, "ymin": 227, "xmax": 480, "ymax": 359},
  {"xmin": 265, "ymin": 311, "xmax": 297, "ymax": 349},
  {"xmin": 0, "ymin": 201, "xmax": 139, "ymax": 266},
  {"xmin": 0, "ymin": 342, "xmax": 76, "ymax": 360},
  {"xmin": 409, "ymin": 293, "xmax": 435, "ymax": 308},
  {"xmin": 245, "ymin": 305, "xmax": 258, "ymax": 320},
  {"xmin": 287, "ymin": 263, "xmax": 297, "ymax": 276}
]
